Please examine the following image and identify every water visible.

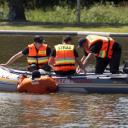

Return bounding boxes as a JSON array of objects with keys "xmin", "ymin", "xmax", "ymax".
[{"xmin": 0, "ymin": 92, "xmax": 128, "ymax": 128}]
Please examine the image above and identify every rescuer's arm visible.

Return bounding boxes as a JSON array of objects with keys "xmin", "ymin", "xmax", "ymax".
[
  {"xmin": 76, "ymin": 55, "xmax": 86, "ymax": 72},
  {"xmin": 75, "ymin": 57, "xmax": 86, "ymax": 74},
  {"xmin": 48, "ymin": 48, "xmax": 56, "ymax": 69},
  {"xmin": 0, "ymin": 51, "xmax": 23, "ymax": 66},
  {"xmin": 82, "ymin": 53, "xmax": 94, "ymax": 66},
  {"xmin": 48, "ymin": 57, "xmax": 55, "ymax": 70},
  {"xmin": 81, "ymin": 56, "xmax": 86, "ymax": 63}
]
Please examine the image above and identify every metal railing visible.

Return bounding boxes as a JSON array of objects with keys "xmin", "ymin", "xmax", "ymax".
[{"xmin": 0, "ymin": 30, "xmax": 128, "ymax": 38}]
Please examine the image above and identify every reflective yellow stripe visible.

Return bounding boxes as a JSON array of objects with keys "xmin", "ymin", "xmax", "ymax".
[
  {"xmin": 56, "ymin": 58, "xmax": 75, "ymax": 65},
  {"xmin": 38, "ymin": 57, "xmax": 48, "ymax": 64},
  {"xmin": 38, "ymin": 50, "xmax": 46, "ymax": 55},
  {"xmin": 27, "ymin": 57, "xmax": 48, "ymax": 64},
  {"xmin": 27, "ymin": 57, "xmax": 37, "ymax": 63},
  {"xmin": 99, "ymin": 51, "xmax": 106, "ymax": 58},
  {"xmin": 28, "ymin": 60, "xmax": 37, "ymax": 63}
]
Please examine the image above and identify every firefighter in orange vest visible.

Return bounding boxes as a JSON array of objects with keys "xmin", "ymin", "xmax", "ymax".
[
  {"xmin": 17, "ymin": 70, "xmax": 57, "ymax": 94},
  {"xmin": 0, "ymin": 36, "xmax": 51, "ymax": 72},
  {"xmin": 77, "ymin": 35, "xmax": 121, "ymax": 74},
  {"xmin": 49, "ymin": 36, "xmax": 85, "ymax": 76}
]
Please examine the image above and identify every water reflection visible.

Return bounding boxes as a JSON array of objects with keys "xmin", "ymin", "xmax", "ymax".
[{"xmin": 0, "ymin": 93, "xmax": 128, "ymax": 127}]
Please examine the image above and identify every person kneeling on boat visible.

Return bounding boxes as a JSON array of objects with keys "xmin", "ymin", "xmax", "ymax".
[
  {"xmin": 49, "ymin": 36, "xmax": 85, "ymax": 76},
  {"xmin": 77, "ymin": 35, "xmax": 121, "ymax": 74},
  {"xmin": 17, "ymin": 70, "xmax": 57, "ymax": 94},
  {"xmin": 0, "ymin": 35, "xmax": 51, "ymax": 72}
]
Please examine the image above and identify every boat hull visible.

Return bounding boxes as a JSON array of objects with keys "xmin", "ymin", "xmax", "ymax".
[
  {"xmin": 54, "ymin": 76, "xmax": 128, "ymax": 93},
  {"xmin": 0, "ymin": 66, "xmax": 128, "ymax": 93}
]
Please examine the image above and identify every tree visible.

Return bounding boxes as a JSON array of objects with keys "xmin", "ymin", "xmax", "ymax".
[{"xmin": 8, "ymin": 0, "xmax": 26, "ymax": 21}]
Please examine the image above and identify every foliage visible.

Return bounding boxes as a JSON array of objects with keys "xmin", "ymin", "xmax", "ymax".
[
  {"xmin": 0, "ymin": 0, "xmax": 128, "ymax": 9},
  {"xmin": 81, "ymin": 4, "xmax": 128, "ymax": 24},
  {"xmin": 25, "ymin": 4, "xmax": 128, "ymax": 24},
  {"xmin": 0, "ymin": 0, "xmax": 128, "ymax": 23},
  {"xmin": 26, "ymin": 6, "xmax": 76, "ymax": 23}
]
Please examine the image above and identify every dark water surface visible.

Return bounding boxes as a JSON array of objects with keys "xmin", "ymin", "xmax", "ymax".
[{"xmin": 0, "ymin": 92, "xmax": 128, "ymax": 128}]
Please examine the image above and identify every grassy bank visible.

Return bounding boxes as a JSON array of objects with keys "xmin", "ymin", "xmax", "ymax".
[
  {"xmin": 25, "ymin": 4, "xmax": 128, "ymax": 24},
  {"xmin": 1, "ymin": 4, "xmax": 128, "ymax": 25},
  {"xmin": 0, "ymin": 3, "xmax": 128, "ymax": 33},
  {"xmin": 0, "ymin": 23, "xmax": 128, "ymax": 33}
]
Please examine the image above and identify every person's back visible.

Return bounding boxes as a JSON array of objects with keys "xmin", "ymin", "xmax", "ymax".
[
  {"xmin": 0, "ymin": 35, "xmax": 51, "ymax": 72},
  {"xmin": 49, "ymin": 36, "xmax": 85, "ymax": 76},
  {"xmin": 77, "ymin": 35, "xmax": 121, "ymax": 74},
  {"xmin": 25, "ymin": 36, "xmax": 51, "ymax": 72},
  {"xmin": 17, "ymin": 70, "xmax": 57, "ymax": 94}
]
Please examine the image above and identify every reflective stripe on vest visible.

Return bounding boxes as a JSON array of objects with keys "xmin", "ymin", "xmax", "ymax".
[
  {"xmin": 55, "ymin": 58, "xmax": 75, "ymax": 65},
  {"xmin": 38, "ymin": 57, "xmax": 49, "ymax": 64},
  {"xmin": 27, "ymin": 43, "xmax": 48, "ymax": 65},
  {"xmin": 54, "ymin": 66, "xmax": 76, "ymax": 71},
  {"xmin": 27, "ymin": 57, "xmax": 37, "ymax": 64},
  {"xmin": 54, "ymin": 44, "xmax": 76, "ymax": 71},
  {"xmin": 86, "ymin": 35, "xmax": 115, "ymax": 59}
]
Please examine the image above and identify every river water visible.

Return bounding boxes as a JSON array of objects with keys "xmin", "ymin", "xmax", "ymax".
[
  {"xmin": 0, "ymin": 92, "xmax": 128, "ymax": 128},
  {"xmin": 0, "ymin": 35, "xmax": 128, "ymax": 127}
]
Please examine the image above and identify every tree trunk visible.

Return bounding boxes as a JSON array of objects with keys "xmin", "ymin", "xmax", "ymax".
[{"xmin": 8, "ymin": 0, "xmax": 26, "ymax": 21}]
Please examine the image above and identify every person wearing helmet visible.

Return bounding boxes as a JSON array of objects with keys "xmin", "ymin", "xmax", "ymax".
[
  {"xmin": 0, "ymin": 35, "xmax": 51, "ymax": 72},
  {"xmin": 49, "ymin": 35, "xmax": 85, "ymax": 76},
  {"xmin": 77, "ymin": 35, "xmax": 121, "ymax": 74}
]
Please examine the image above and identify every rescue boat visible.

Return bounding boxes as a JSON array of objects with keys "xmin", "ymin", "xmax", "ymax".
[{"xmin": 0, "ymin": 66, "xmax": 128, "ymax": 93}]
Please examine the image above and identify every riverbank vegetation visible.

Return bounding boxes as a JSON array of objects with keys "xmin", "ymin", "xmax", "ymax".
[
  {"xmin": 25, "ymin": 4, "xmax": 128, "ymax": 24},
  {"xmin": 0, "ymin": 1, "xmax": 128, "ymax": 25},
  {"xmin": 0, "ymin": 1, "xmax": 128, "ymax": 33}
]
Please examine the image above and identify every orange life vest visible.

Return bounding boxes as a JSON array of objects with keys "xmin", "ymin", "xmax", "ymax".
[
  {"xmin": 27, "ymin": 43, "xmax": 48, "ymax": 65},
  {"xmin": 17, "ymin": 76, "xmax": 57, "ymax": 94},
  {"xmin": 54, "ymin": 44, "xmax": 76, "ymax": 71},
  {"xmin": 86, "ymin": 35, "xmax": 115, "ymax": 59}
]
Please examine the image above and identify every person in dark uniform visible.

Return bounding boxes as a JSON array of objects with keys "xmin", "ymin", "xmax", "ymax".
[
  {"xmin": 77, "ymin": 35, "xmax": 121, "ymax": 74},
  {"xmin": 0, "ymin": 35, "xmax": 51, "ymax": 72},
  {"xmin": 49, "ymin": 36, "xmax": 85, "ymax": 76}
]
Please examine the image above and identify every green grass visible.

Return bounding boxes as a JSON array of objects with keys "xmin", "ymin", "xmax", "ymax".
[
  {"xmin": 81, "ymin": 4, "xmax": 128, "ymax": 24},
  {"xmin": 25, "ymin": 5, "xmax": 128, "ymax": 24},
  {"xmin": 1, "ymin": 4, "xmax": 128, "ymax": 25},
  {"xmin": 25, "ymin": 6, "xmax": 76, "ymax": 23},
  {"xmin": 0, "ymin": 24, "xmax": 128, "ymax": 33},
  {"xmin": 0, "ymin": 3, "xmax": 128, "ymax": 33}
]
